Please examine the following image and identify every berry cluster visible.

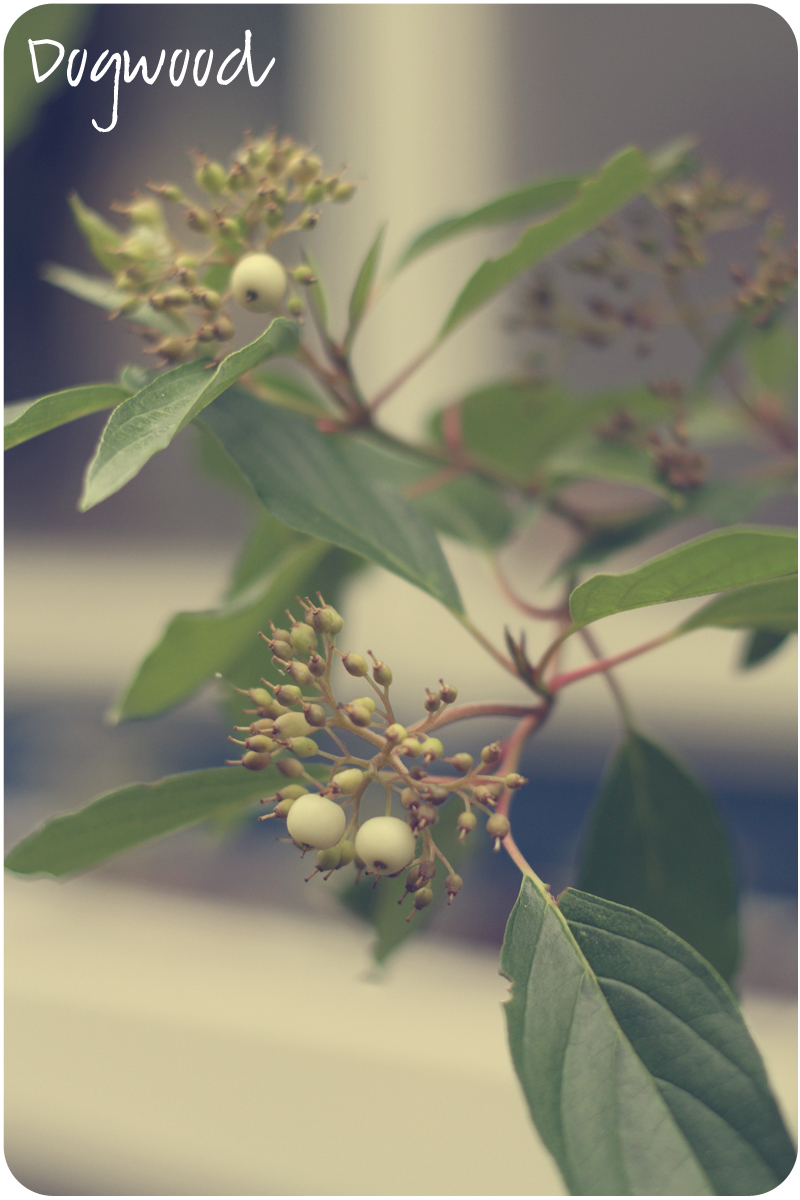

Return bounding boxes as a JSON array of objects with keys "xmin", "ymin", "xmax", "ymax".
[
  {"xmin": 226, "ymin": 597, "xmax": 527, "ymax": 918},
  {"xmin": 100, "ymin": 131, "xmax": 355, "ymax": 361}
]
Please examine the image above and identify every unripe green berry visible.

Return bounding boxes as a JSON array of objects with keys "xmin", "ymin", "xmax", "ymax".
[
  {"xmin": 486, "ymin": 814, "xmax": 511, "ymax": 841},
  {"xmin": 445, "ymin": 873, "xmax": 463, "ymax": 904},
  {"xmin": 457, "ymin": 811, "xmax": 478, "ymax": 838},
  {"xmin": 242, "ymin": 750, "xmax": 272, "ymax": 770},
  {"xmin": 399, "ymin": 738, "xmax": 421, "ymax": 758},
  {"xmin": 332, "ymin": 181, "xmax": 356, "ymax": 202},
  {"xmin": 287, "ymin": 794, "xmax": 347, "ymax": 849},
  {"xmin": 287, "ymin": 296, "xmax": 304, "ymax": 318},
  {"xmin": 192, "ymin": 288, "xmax": 222, "ymax": 310},
  {"xmin": 304, "ymin": 180, "xmax": 325, "ymax": 205},
  {"xmin": 411, "ymin": 803, "xmax": 438, "ymax": 830},
  {"xmin": 481, "ymin": 741, "xmax": 502, "ymax": 765},
  {"xmin": 303, "ymin": 703, "xmax": 327, "ymax": 728},
  {"xmin": 422, "ymin": 785, "xmax": 449, "ymax": 806},
  {"xmin": 288, "ymin": 737, "xmax": 318, "ymax": 758},
  {"xmin": 505, "ymin": 773, "xmax": 528, "ymax": 790},
  {"xmin": 257, "ymin": 699, "xmax": 290, "ymax": 719},
  {"xmin": 196, "ymin": 324, "xmax": 215, "ymax": 343},
  {"xmin": 212, "ymin": 316, "xmax": 235, "ymax": 341},
  {"xmin": 424, "ymin": 689, "xmax": 441, "ymax": 713},
  {"xmin": 400, "ymin": 787, "xmax": 419, "ymax": 809},
  {"xmin": 245, "ymin": 734, "xmax": 278, "ymax": 754},
  {"xmin": 438, "ymin": 681, "xmax": 458, "ymax": 704},
  {"xmin": 290, "ymin": 154, "xmax": 322, "ymax": 184},
  {"xmin": 420, "ymin": 737, "xmax": 444, "ymax": 763},
  {"xmin": 315, "ymin": 845, "xmax": 341, "ymax": 872},
  {"xmin": 248, "ymin": 687, "xmax": 273, "ymax": 708},
  {"xmin": 288, "ymin": 661, "xmax": 313, "ymax": 687},
  {"xmin": 231, "ymin": 253, "xmax": 287, "ymax": 313},
  {"xmin": 150, "ymin": 182, "xmax": 183, "ymax": 203},
  {"xmin": 290, "ymin": 622, "xmax": 317, "ymax": 655},
  {"xmin": 292, "ymin": 264, "xmax": 317, "ymax": 286},
  {"xmin": 186, "ymin": 207, "xmax": 212, "ymax": 232},
  {"xmin": 155, "ymin": 337, "xmax": 188, "ymax": 361},
  {"xmin": 341, "ymin": 652, "xmax": 368, "ymax": 678},
  {"xmin": 274, "ymin": 685, "xmax": 303, "ymax": 708},
  {"xmin": 274, "ymin": 796, "xmax": 296, "ymax": 818},
  {"xmin": 277, "ymin": 757, "xmax": 305, "ymax": 778},
  {"xmin": 249, "ymin": 718, "xmax": 275, "ymax": 735},
  {"xmin": 162, "ymin": 288, "xmax": 192, "ymax": 307},
  {"xmin": 336, "ymin": 840, "xmax": 355, "ymax": 868},
  {"xmin": 344, "ymin": 703, "xmax": 372, "ymax": 728},
  {"xmin": 372, "ymin": 660, "xmax": 393, "ymax": 686},
  {"xmin": 195, "ymin": 160, "xmax": 228, "ymax": 195},
  {"xmin": 384, "ymin": 723, "xmax": 407, "ymax": 744},
  {"xmin": 272, "ymin": 628, "xmax": 292, "ymax": 643},
  {"xmin": 277, "ymin": 784, "xmax": 307, "ymax": 801},
  {"xmin": 352, "ymin": 697, "xmax": 377, "ymax": 713},
  {"xmin": 413, "ymin": 886, "xmax": 434, "ymax": 911},
  {"xmin": 451, "ymin": 752, "xmax": 474, "ymax": 774},
  {"xmin": 307, "ymin": 653, "xmax": 327, "ymax": 678},
  {"xmin": 332, "ymin": 768, "xmax": 365, "ymax": 794},
  {"xmin": 272, "ymin": 639, "xmax": 293, "ymax": 661},
  {"xmin": 355, "ymin": 816, "xmax": 416, "ymax": 875},
  {"xmin": 325, "ymin": 607, "xmax": 344, "ymax": 634},
  {"xmin": 274, "ymin": 711, "xmax": 311, "ymax": 738},
  {"xmin": 176, "ymin": 266, "xmax": 198, "ymax": 288}
]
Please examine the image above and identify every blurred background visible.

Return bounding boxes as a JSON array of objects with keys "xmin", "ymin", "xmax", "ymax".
[{"xmin": 5, "ymin": 4, "xmax": 797, "ymax": 1194}]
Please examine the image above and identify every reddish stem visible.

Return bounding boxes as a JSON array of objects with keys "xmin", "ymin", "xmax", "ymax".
[{"xmin": 549, "ymin": 632, "xmax": 671, "ymax": 692}]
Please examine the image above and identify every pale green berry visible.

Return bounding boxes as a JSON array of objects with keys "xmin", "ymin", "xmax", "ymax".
[
  {"xmin": 288, "ymin": 661, "xmax": 313, "ymax": 687},
  {"xmin": 451, "ymin": 753, "xmax": 473, "ymax": 774},
  {"xmin": 274, "ymin": 797, "xmax": 296, "ymax": 818},
  {"xmin": 371, "ymin": 659, "xmax": 392, "ymax": 686},
  {"xmin": 352, "ymin": 697, "xmax": 377, "ymax": 714},
  {"xmin": 242, "ymin": 750, "xmax": 272, "ymax": 770},
  {"xmin": 277, "ymin": 758, "xmax": 304, "ymax": 778},
  {"xmin": 342, "ymin": 653, "xmax": 368, "ymax": 678},
  {"xmin": 248, "ymin": 687, "xmax": 273, "ymax": 708},
  {"xmin": 420, "ymin": 737, "xmax": 443, "ymax": 763},
  {"xmin": 486, "ymin": 814, "xmax": 511, "ymax": 846},
  {"xmin": 315, "ymin": 845, "xmax": 341, "ymax": 872},
  {"xmin": 332, "ymin": 768, "xmax": 365, "ymax": 794},
  {"xmin": 344, "ymin": 703, "xmax": 372, "ymax": 728},
  {"xmin": 274, "ymin": 685, "xmax": 303, "ymax": 707},
  {"xmin": 445, "ymin": 873, "xmax": 463, "ymax": 904},
  {"xmin": 277, "ymin": 784, "xmax": 307, "ymax": 801},
  {"xmin": 290, "ymin": 622, "xmax": 317, "ymax": 655},
  {"xmin": 399, "ymin": 738, "xmax": 421, "ymax": 758},
  {"xmin": 413, "ymin": 886, "xmax": 434, "ymax": 910},
  {"xmin": 303, "ymin": 704, "xmax": 327, "ymax": 728},
  {"xmin": 336, "ymin": 840, "xmax": 355, "ymax": 868},
  {"xmin": 195, "ymin": 160, "xmax": 227, "ymax": 195},
  {"xmin": 384, "ymin": 724, "xmax": 407, "ymax": 745},
  {"xmin": 287, "ymin": 794, "xmax": 347, "ymax": 849},
  {"xmin": 355, "ymin": 816, "xmax": 416, "ymax": 875},
  {"xmin": 505, "ymin": 773, "xmax": 528, "ymax": 789},
  {"xmin": 274, "ymin": 711, "xmax": 312, "ymax": 739},
  {"xmin": 231, "ymin": 253, "xmax": 287, "ymax": 313},
  {"xmin": 457, "ymin": 811, "xmax": 477, "ymax": 839},
  {"xmin": 287, "ymin": 736, "xmax": 318, "ymax": 758},
  {"xmin": 245, "ymin": 734, "xmax": 278, "ymax": 754},
  {"xmin": 481, "ymin": 741, "xmax": 502, "ymax": 765}
]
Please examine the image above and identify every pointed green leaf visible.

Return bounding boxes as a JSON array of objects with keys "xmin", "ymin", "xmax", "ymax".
[
  {"xmin": 346, "ymin": 224, "xmax": 386, "ymax": 349},
  {"xmin": 500, "ymin": 876, "xmax": 713, "ymax": 1195},
  {"xmin": 67, "ymin": 192, "xmax": 124, "ymax": 273},
  {"xmin": 199, "ymin": 391, "xmax": 464, "ymax": 612},
  {"xmin": 301, "ymin": 248, "xmax": 329, "ymax": 334},
  {"xmin": 440, "ymin": 147, "xmax": 652, "ymax": 338},
  {"xmin": 41, "ymin": 262, "xmax": 183, "ymax": 334},
  {"xmin": 647, "ymin": 134, "xmax": 698, "ymax": 180},
  {"xmin": 679, "ymin": 574, "xmax": 797, "ymax": 636},
  {"xmin": 559, "ymin": 889, "xmax": 796, "ymax": 1194},
  {"xmin": 741, "ymin": 628, "xmax": 792, "ymax": 669},
  {"xmin": 79, "ymin": 318, "xmax": 300, "ymax": 511},
  {"xmin": 4, "ymin": 767, "xmax": 275, "ymax": 878},
  {"xmin": 694, "ymin": 313, "xmax": 752, "ymax": 393},
  {"xmin": 4, "ymin": 384, "xmax": 129, "ymax": 450},
  {"xmin": 545, "ymin": 436, "xmax": 682, "ymax": 503},
  {"xmin": 395, "ymin": 175, "xmax": 582, "ymax": 272},
  {"xmin": 250, "ymin": 368, "xmax": 329, "ymax": 416},
  {"xmin": 501, "ymin": 878, "xmax": 794, "ymax": 1195},
  {"xmin": 114, "ymin": 537, "xmax": 326, "ymax": 722},
  {"xmin": 576, "ymin": 732, "xmax": 739, "ymax": 980},
  {"xmin": 569, "ymin": 525, "xmax": 797, "ymax": 629}
]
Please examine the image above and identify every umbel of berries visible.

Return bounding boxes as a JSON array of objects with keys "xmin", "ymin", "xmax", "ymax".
[{"xmin": 230, "ymin": 592, "xmax": 527, "ymax": 916}]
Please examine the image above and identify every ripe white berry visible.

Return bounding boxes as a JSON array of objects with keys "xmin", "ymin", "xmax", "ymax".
[
  {"xmin": 286, "ymin": 794, "xmax": 347, "ymax": 849},
  {"xmin": 355, "ymin": 816, "xmax": 416, "ymax": 875},
  {"xmin": 231, "ymin": 253, "xmax": 287, "ymax": 313}
]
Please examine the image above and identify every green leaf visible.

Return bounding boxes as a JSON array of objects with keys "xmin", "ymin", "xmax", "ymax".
[
  {"xmin": 501, "ymin": 877, "xmax": 795, "ymax": 1195},
  {"xmin": 346, "ymin": 224, "xmax": 386, "ymax": 349},
  {"xmin": 456, "ymin": 381, "xmax": 578, "ymax": 485},
  {"xmin": 694, "ymin": 313, "xmax": 752, "ymax": 394},
  {"xmin": 545, "ymin": 436, "xmax": 681, "ymax": 503},
  {"xmin": 647, "ymin": 134, "xmax": 698, "ymax": 180},
  {"xmin": 113, "ymin": 537, "xmax": 326, "ymax": 721},
  {"xmin": 569, "ymin": 525, "xmax": 798, "ymax": 629},
  {"xmin": 68, "ymin": 192, "xmax": 124, "ymax": 273},
  {"xmin": 741, "ymin": 628, "xmax": 792, "ymax": 669},
  {"xmin": 3, "ymin": 767, "xmax": 275, "ymax": 878},
  {"xmin": 301, "ymin": 248, "xmax": 330, "ymax": 335},
  {"xmin": 41, "ymin": 263, "xmax": 182, "ymax": 334},
  {"xmin": 747, "ymin": 320, "xmax": 798, "ymax": 398},
  {"xmin": 576, "ymin": 732, "xmax": 739, "ymax": 980},
  {"xmin": 679, "ymin": 574, "xmax": 797, "ymax": 635},
  {"xmin": 395, "ymin": 175, "xmax": 582, "ymax": 272},
  {"xmin": 78, "ymin": 318, "xmax": 300, "ymax": 511},
  {"xmin": 5, "ymin": 5, "xmax": 94, "ymax": 149},
  {"xmin": 202, "ymin": 263, "xmax": 232, "ymax": 294},
  {"xmin": 199, "ymin": 391, "xmax": 464, "ymax": 612},
  {"xmin": 560, "ymin": 889, "xmax": 797, "ymax": 1194},
  {"xmin": 501, "ymin": 876, "xmax": 712, "ymax": 1195},
  {"xmin": 227, "ymin": 508, "xmax": 302, "ymax": 598},
  {"xmin": 339, "ymin": 798, "xmax": 467, "ymax": 964},
  {"xmin": 440, "ymin": 147, "xmax": 652, "ymax": 338},
  {"xmin": 414, "ymin": 473, "xmax": 514, "ymax": 548},
  {"xmin": 4, "ymin": 384, "xmax": 129, "ymax": 450}
]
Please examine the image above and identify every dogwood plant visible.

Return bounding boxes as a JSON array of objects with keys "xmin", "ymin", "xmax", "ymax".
[{"xmin": 5, "ymin": 130, "xmax": 797, "ymax": 1194}]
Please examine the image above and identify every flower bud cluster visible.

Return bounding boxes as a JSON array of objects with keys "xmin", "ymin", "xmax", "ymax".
[
  {"xmin": 226, "ymin": 593, "xmax": 528, "ymax": 910},
  {"xmin": 76, "ymin": 130, "xmax": 356, "ymax": 363}
]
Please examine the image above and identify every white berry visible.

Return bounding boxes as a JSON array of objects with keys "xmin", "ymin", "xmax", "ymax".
[
  {"xmin": 231, "ymin": 253, "xmax": 287, "ymax": 313},
  {"xmin": 286, "ymin": 794, "xmax": 347, "ymax": 849},
  {"xmin": 355, "ymin": 816, "xmax": 416, "ymax": 875}
]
